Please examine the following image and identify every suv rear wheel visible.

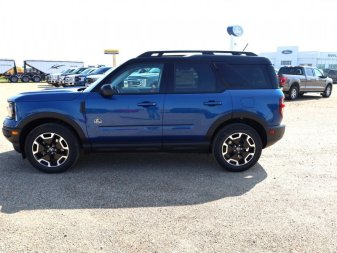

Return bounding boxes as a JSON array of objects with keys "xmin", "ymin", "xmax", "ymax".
[
  {"xmin": 213, "ymin": 123, "xmax": 262, "ymax": 172},
  {"xmin": 24, "ymin": 123, "xmax": 80, "ymax": 173}
]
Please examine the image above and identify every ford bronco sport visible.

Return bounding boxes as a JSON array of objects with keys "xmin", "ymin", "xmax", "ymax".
[{"xmin": 3, "ymin": 50, "xmax": 285, "ymax": 173}]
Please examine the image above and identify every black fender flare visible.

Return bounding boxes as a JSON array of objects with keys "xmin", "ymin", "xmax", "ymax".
[
  {"xmin": 206, "ymin": 111, "xmax": 268, "ymax": 142},
  {"xmin": 17, "ymin": 112, "xmax": 89, "ymax": 149}
]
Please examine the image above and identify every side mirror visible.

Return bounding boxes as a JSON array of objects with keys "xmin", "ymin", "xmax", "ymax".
[{"xmin": 100, "ymin": 84, "xmax": 117, "ymax": 97}]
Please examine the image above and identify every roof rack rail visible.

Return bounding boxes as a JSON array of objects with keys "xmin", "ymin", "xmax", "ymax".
[{"xmin": 138, "ymin": 50, "xmax": 257, "ymax": 57}]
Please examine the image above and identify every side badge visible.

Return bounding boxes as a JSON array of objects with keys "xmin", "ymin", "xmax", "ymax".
[{"xmin": 94, "ymin": 117, "xmax": 103, "ymax": 125}]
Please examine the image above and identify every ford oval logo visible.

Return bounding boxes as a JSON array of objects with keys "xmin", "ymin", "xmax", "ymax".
[{"xmin": 282, "ymin": 50, "xmax": 293, "ymax": 54}]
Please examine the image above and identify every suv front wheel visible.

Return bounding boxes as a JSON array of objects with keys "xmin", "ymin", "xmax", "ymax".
[
  {"xmin": 322, "ymin": 84, "xmax": 332, "ymax": 98},
  {"xmin": 213, "ymin": 123, "xmax": 262, "ymax": 172},
  {"xmin": 24, "ymin": 123, "xmax": 80, "ymax": 173}
]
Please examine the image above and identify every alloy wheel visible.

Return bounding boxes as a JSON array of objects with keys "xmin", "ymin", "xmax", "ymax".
[
  {"xmin": 222, "ymin": 132, "xmax": 256, "ymax": 166},
  {"xmin": 32, "ymin": 132, "xmax": 69, "ymax": 167}
]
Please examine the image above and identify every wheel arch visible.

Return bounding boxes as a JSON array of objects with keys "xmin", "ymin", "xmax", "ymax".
[
  {"xmin": 291, "ymin": 82, "xmax": 300, "ymax": 90},
  {"xmin": 207, "ymin": 113, "xmax": 268, "ymax": 150},
  {"xmin": 18, "ymin": 113, "xmax": 89, "ymax": 157}
]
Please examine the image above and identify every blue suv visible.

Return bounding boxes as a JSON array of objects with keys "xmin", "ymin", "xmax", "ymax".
[{"xmin": 3, "ymin": 50, "xmax": 285, "ymax": 173}]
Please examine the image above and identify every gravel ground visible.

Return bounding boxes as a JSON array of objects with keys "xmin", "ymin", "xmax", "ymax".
[{"xmin": 0, "ymin": 83, "xmax": 336, "ymax": 252}]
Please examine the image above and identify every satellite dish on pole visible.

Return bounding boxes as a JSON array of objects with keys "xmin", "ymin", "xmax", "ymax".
[{"xmin": 227, "ymin": 25, "xmax": 244, "ymax": 50}]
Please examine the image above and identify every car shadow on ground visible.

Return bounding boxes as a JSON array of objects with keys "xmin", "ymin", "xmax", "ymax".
[
  {"xmin": 0, "ymin": 151, "xmax": 267, "ymax": 213},
  {"xmin": 285, "ymin": 94, "xmax": 324, "ymax": 102}
]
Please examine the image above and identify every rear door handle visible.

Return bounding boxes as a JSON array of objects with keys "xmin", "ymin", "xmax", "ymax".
[
  {"xmin": 137, "ymin": 101, "xmax": 157, "ymax": 107},
  {"xmin": 203, "ymin": 100, "xmax": 222, "ymax": 106}
]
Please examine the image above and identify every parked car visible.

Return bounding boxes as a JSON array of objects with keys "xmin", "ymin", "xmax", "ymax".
[
  {"xmin": 327, "ymin": 69, "xmax": 337, "ymax": 83},
  {"xmin": 2, "ymin": 50, "xmax": 285, "ymax": 173},
  {"xmin": 85, "ymin": 67, "xmax": 113, "ymax": 87},
  {"xmin": 47, "ymin": 68, "xmax": 75, "ymax": 86},
  {"xmin": 278, "ymin": 66, "xmax": 333, "ymax": 100},
  {"xmin": 62, "ymin": 67, "xmax": 88, "ymax": 86},
  {"xmin": 58, "ymin": 68, "xmax": 79, "ymax": 86},
  {"xmin": 73, "ymin": 68, "xmax": 98, "ymax": 86}
]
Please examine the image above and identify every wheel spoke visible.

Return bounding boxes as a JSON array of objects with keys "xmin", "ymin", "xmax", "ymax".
[
  {"xmin": 32, "ymin": 132, "xmax": 69, "ymax": 168},
  {"xmin": 222, "ymin": 132, "xmax": 256, "ymax": 167}
]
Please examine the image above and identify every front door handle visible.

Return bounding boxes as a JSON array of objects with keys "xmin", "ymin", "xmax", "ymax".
[
  {"xmin": 203, "ymin": 100, "xmax": 222, "ymax": 106},
  {"xmin": 137, "ymin": 101, "xmax": 157, "ymax": 107}
]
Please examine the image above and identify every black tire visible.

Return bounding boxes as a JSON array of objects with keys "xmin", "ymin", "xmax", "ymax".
[
  {"xmin": 32, "ymin": 75, "xmax": 42, "ymax": 82},
  {"xmin": 9, "ymin": 75, "xmax": 19, "ymax": 83},
  {"xmin": 213, "ymin": 123, "xmax": 262, "ymax": 172},
  {"xmin": 24, "ymin": 123, "xmax": 80, "ymax": 173},
  {"xmin": 288, "ymin": 85, "xmax": 299, "ymax": 100},
  {"xmin": 322, "ymin": 84, "xmax": 332, "ymax": 98},
  {"xmin": 21, "ymin": 75, "xmax": 30, "ymax": 83}
]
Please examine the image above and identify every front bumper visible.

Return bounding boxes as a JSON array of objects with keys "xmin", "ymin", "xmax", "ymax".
[
  {"xmin": 2, "ymin": 126, "xmax": 22, "ymax": 152},
  {"xmin": 265, "ymin": 124, "xmax": 285, "ymax": 148}
]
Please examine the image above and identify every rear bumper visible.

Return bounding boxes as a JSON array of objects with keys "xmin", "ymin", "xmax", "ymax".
[
  {"xmin": 265, "ymin": 124, "xmax": 285, "ymax": 148},
  {"xmin": 2, "ymin": 126, "xmax": 22, "ymax": 152}
]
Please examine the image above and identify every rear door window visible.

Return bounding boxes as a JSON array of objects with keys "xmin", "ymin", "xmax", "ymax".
[
  {"xmin": 172, "ymin": 62, "xmax": 221, "ymax": 93},
  {"xmin": 216, "ymin": 63, "xmax": 272, "ymax": 89}
]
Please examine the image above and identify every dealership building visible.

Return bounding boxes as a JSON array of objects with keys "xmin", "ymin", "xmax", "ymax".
[{"xmin": 259, "ymin": 46, "xmax": 337, "ymax": 70}]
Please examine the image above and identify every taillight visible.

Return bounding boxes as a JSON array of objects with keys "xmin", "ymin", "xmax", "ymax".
[
  {"xmin": 278, "ymin": 75, "xmax": 287, "ymax": 87},
  {"xmin": 279, "ymin": 97, "xmax": 285, "ymax": 117}
]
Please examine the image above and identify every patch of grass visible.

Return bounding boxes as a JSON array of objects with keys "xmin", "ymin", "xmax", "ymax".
[{"xmin": 0, "ymin": 78, "xmax": 8, "ymax": 83}]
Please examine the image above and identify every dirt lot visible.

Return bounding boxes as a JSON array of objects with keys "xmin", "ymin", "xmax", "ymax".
[{"xmin": 0, "ymin": 83, "xmax": 336, "ymax": 252}]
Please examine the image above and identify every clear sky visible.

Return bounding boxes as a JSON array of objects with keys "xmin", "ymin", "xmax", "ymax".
[{"xmin": 1, "ymin": 0, "xmax": 337, "ymax": 67}]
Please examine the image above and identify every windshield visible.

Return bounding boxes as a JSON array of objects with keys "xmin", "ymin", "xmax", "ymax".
[
  {"xmin": 149, "ymin": 68, "xmax": 160, "ymax": 73},
  {"xmin": 63, "ymin": 69, "xmax": 74, "ymax": 74},
  {"xmin": 72, "ymin": 68, "xmax": 87, "ymax": 74},
  {"xmin": 81, "ymin": 68, "xmax": 96, "ymax": 75},
  {"xmin": 90, "ymin": 67, "xmax": 111, "ymax": 75}
]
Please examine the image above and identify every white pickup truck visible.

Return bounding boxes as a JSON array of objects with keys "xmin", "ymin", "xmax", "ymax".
[{"xmin": 278, "ymin": 66, "xmax": 333, "ymax": 100}]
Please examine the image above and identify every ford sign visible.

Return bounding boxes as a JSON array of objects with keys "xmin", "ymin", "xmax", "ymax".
[
  {"xmin": 282, "ymin": 50, "xmax": 293, "ymax": 54},
  {"xmin": 227, "ymin": 26, "xmax": 244, "ymax": 37}
]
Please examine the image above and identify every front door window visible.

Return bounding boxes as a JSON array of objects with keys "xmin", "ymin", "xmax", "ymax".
[{"xmin": 109, "ymin": 64, "xmax": 164, "ymax": 94}]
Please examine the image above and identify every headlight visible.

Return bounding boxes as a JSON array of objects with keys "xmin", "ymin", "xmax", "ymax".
[
  {"xmin": 7, "ymin": 102, "xmax": 15, "ymax": 119},
  {"xmin": 139, "ymin": 79, "xmax": 147, "ymax": 86}
]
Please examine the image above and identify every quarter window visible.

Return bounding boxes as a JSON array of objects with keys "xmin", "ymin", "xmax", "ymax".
[{"xmin": 217, "ymin": 64, "xmax": 271, "ymax": 89}]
